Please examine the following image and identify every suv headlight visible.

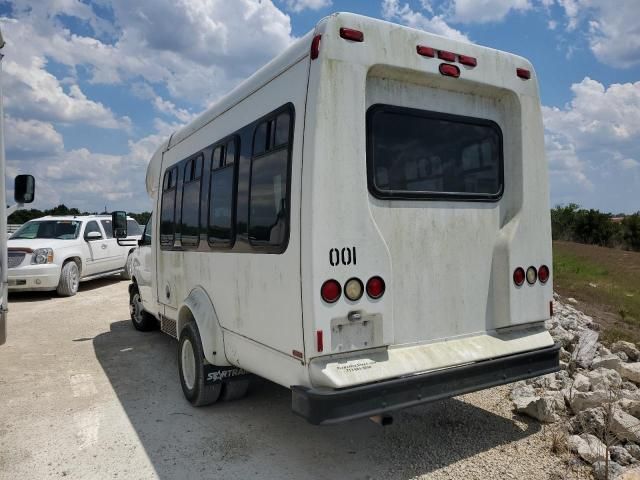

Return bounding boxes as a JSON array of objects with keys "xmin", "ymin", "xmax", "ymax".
[{"xmin": 32, "ymin": 248, "xmax": 54, "ymax": 265}]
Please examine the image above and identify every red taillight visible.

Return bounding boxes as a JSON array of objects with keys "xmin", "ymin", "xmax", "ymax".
[
  {"xmin": 437, "ymin": 50, "xmax": 456, "ymax": 62},
  {"xmin": 539, "ymin": 265, "xmax": 550, "ymax": 284},
  {"xmin": 316, "ymin": 330, "xmax": 323, "ymax": 352},
  {"xmin": 310, "ymin": 34, "xmax": 321, "ymax": 60},
  {"xmin": 321, "ymin": 279, "xmax": 341, "ymax": 303},
  {"xmin": 366, "ymin": 276, "xmax": 385, "ymax": 299},
  {"xmin": 439, "ymin": 63, "xmax": 460, "ymax": 78},
  {"xmin": 517, "ymin": 68, "xmax": 531, "ymax": 79},
  {"xmin": 339, "ymin": 28, "xmax": 364, "ymax": 42},
  {"xmin": 416, "ymin": 45, "xmax": 435, "ymax": 57},
  {"xmin": 458, "ymin": 55, "xmax": 477, "ymax": 67},
  {"xmin": 513, "ymin": 267, "xmax": 525, "ymax": 287}
]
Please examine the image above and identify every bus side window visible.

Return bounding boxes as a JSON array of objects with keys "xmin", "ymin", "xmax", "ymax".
[
  {"xmin": 248, "ymin": 107, "xmax": 293, "ymax": 249},
  {"xmin": 208, "ymin": 138, "xmax": 237, "ymax": 246},
  {"xmin": 160, "ymin": 166, "xmax": 178, "ymax": 249},
  {"xmin": 181, "ymin": 154, "xmax": 203, "ymax": 249}
]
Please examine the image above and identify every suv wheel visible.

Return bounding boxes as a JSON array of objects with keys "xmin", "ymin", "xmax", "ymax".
[{"xmin": 57, "ymin": 261, "xmax": 79, "ymax": 297}]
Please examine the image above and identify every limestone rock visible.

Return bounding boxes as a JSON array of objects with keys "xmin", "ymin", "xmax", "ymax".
[
  {"xmin": 616, "ymin": 468, "xmax": 640, "ymax": 480},
  {"xmin": 571, "ymin": 390, "xmax": 614, "ymax": 413},
  {"xmin": 620, "ymin": 364, "xmax": 640, "ymax": 385},
  {"xmin": 593, "ymin": 461, "xmax": 624, "ymax": 480},
  {"xmin": 569, "ymin": 407, "xmax": 606, "ymax": 436},
  {"xmin": 612, "ymin": 342, "xmax": 640, "ymax": 362},
  {"xmin": 513, "ymin": 395, "xmax": 559, "ymax": 423},
  {"xmin": 588, "ymin": 368, "xmax": 623, "ymax": 391},
  {"xmin": 611, "ymin": 445, "xmax": 634, "ymax": 466},
  {"xmin": 611, "ymin": 410, "xmax": 640, "ymax": 443},
  {"xmin": 567, "ymin": 434, "xmax": 607, "ymax": 464},
  {"xmin": 573, "ymin": 373, "xmax": 591, "ymax": 392},
  {"xmin": 572, "ymin": 329, "xmax": 600, "ymax": 368},
  {"xmin": 626, "ymin": 443, "xmax": 640, "ymax": 461},
  {"xmin": 592, "ymin": 354, "xmax": 623, "ymax": 371}
]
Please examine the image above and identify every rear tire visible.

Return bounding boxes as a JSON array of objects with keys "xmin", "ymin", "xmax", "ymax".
[
  {"xmin": 178, "ymin": 322, "xmax": 222, "ymax": 406},
  {"xmin": 57, "ymin": 261, "xmax": 79, "ymax": 297},
  {"xmin": 129, "ymin": 286, "xmax": 158, "ymax": 331}
]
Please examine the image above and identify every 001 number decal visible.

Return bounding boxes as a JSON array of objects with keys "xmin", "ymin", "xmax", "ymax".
[{"xmin": 329, "ymin": 247, "xmax": 357, "ymax": 266}]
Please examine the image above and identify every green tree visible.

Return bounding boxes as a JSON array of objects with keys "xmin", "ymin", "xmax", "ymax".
[
  {"xmin": 550, "ymin": 203, "xmax": 580, "ymax": 241},
  {"xmin": 622, "ymin": 213, "xmax": 640, "ymax": 251}
]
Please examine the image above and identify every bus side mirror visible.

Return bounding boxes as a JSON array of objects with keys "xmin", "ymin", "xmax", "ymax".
[
  {"xmin": 112, "ymin": 211, "xmax": 128, "ymax": 239},
  {"xmin": 15, "ymin": 175, "xmax": 35, "ymax": 204}
]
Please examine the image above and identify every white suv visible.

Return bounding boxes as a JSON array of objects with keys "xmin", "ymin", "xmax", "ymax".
[{"xmin": 8, "ymin": 215, "xmax": 142, "ymax": 296}]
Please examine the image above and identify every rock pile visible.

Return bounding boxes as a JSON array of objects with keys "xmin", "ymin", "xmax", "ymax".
[{"xmin": 510, "ymin": 295, "xmax": 640, "ymax": 479}]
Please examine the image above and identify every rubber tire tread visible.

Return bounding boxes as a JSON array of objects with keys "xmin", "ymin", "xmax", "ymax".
[
  {"xmin": 178, "ymin": 322, "xmax": 222, "ymax": 407},
  {"xmin": 57, "ymin": 261, "xmax": 79, "ymax": 297}
]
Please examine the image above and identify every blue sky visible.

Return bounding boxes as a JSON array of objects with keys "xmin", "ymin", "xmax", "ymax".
[{"xmin": 1, "ymin": 0, "xmax": 639, "ymax": 213}]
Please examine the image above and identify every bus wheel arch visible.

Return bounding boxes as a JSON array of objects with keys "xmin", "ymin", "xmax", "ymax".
[{"xmin": 178, "ymin": 287, "xmax": 226, "ymax": 366}]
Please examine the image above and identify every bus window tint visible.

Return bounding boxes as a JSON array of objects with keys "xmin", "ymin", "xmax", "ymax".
[
  {"xmin": 160, "ymin": 167, "xmax": 177, "ymax": 248},
  {"xmin": 253, "ymin": 122, "xmax": 268, "ymax": 156},
  {"xmin": 249, "ymin": 149, "xmax": 288, "ymax": 245},
  {"xmin": 274, "ymin": 113, "xmax": 290, "ymax": 147},
  {"xmin": 208, "ymin": 168, "xmax": 234, "ymax": 244},
  {"xmin": 368, "ymin": 106, "xmax": 502, "ymax": 199},
  {"xmin": 181, "ymin": 155, "xmax": 202, "ymax": 248},
  {"xmin": 225, "ymin": 140, "xmax": 235, "ymax": 165}
]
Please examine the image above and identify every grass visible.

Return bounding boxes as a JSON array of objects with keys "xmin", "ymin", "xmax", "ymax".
[{"xmin": 553, "ymin": 241, "xmax": 640, "ymax": 345}]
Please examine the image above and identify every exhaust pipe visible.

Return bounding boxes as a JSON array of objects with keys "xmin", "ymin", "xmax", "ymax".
[{"xmin": 369, "ymin": 414, "xmax": 393, "ymax": 426}]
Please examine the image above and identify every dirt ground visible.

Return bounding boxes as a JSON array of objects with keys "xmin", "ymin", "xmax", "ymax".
[
  {"xmin": 0, "ymin": 279, "xmax": 572, "ymax": 479},
  {"xmin": 553, "ymin": 241, "xmax": 640, "ymax": 344}
]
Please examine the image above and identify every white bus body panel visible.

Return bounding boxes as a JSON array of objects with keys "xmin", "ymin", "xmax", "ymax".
[{"xmin": 141, "ymin": 13, "xmax": 554, "ymax": 397}]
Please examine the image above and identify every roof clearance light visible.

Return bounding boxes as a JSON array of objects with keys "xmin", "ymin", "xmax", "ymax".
[
  {"xmin": 538, "ymin": 265, "xmax": 550, "ymax": 284},
  {"xmin": 513, "ymin": 267, "xmax": 525, "ymax": 287},
  {"xmin": 526, "ymin": 266, "xmax": 538, "ymax": 285},
  {"xmin": 321, "ymin": 279, "xmax": 341, "ymax": 303},
  {"xmin": 366, "ymin": 276, "xmax": 385, "ymax": 299},
  {"xmin": 344, "ymin": 278, "xmax": 364, "ymax": 301},
  {"xmin": 458, "ymin": 55, "xmax": 477, "ymax": 67},
  {"xmin": 339, "ymin": 28, "xmax": 364, "ymax": 42},
  {"xmin": 439, "ymin": 63, "xmax": 460, "ymax": 78},
  {"xmin": 517, "ymin": 68, "xmax": 531, "ymax": 79},
  {"xmin": 416, "ymin": 45, "xmax": 435, "ymax": 57},
  {"xmin": 437, "ymin": 50, "xmax": 456, "ymax": 62},
  {"xmin": 310, "ymin": 34, "xmax": 322, "ymax": 60}
]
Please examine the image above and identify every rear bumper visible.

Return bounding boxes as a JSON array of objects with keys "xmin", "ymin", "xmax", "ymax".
[{"xmin": 291, "ymin": 342, "xmax": 560, "ymax": 425}]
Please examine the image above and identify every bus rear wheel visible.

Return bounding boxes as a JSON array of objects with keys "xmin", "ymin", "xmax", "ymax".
[{"xmin": 178, "ymin": 322, "xmax": 222, "ymax": 406}]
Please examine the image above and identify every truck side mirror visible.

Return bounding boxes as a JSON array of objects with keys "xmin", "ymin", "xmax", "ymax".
[
  {"xmin": 112, "ymin": 211, "xmax": 128, "ymax": 239},
  {"xmin": 14, "ymin": 175, "xmax": 35, "ymax": 204}
]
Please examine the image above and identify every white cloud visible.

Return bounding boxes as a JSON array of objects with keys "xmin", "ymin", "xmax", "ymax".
[
  {"xmin": 2, "ymin": 55, "xmax": 130, "ymax": 130},
  {"xmin": 543, "ymin": 77, "xmax": 640, "ymax": 209},
  {"xmin": 283, "ymin": 0, "xmax": 332, "ymax": 12},
  {"xmin": 5, "ymin": 117, "xmax": 64, "ymax": 158},
  {"xmin": 382, "ymin": 0, "xmax": 470, "ymax": 43},
  {"xmin": 554, "ymin": 0, "xmax": 640, "ymax": 68},
  {"xmin": 1, "ymin": 0, "xmax": 296, "ymax": 107},
  {"xmin": 450, "ymin": 0, "xmax": 532, "ymax": 24}
]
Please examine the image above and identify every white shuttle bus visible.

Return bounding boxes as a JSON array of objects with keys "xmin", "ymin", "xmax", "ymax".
[{"xmin": 115, "ymin": 13, "xmax": 559, "ymax": 424}]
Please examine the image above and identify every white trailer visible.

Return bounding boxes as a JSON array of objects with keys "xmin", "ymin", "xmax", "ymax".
[{"xmin": 116, "ymin": 12, "xmax": 559, "ymax": 424}]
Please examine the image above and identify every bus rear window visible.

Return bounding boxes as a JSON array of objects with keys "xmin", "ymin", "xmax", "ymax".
[{"xmin": 367, "ymin": 105, "xmax": 503, "ymax": 200}]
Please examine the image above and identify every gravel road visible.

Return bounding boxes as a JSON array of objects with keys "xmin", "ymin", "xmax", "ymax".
[{"xmin": 0, "ymin": 279, "xmax": 570, "ymax": 479}]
